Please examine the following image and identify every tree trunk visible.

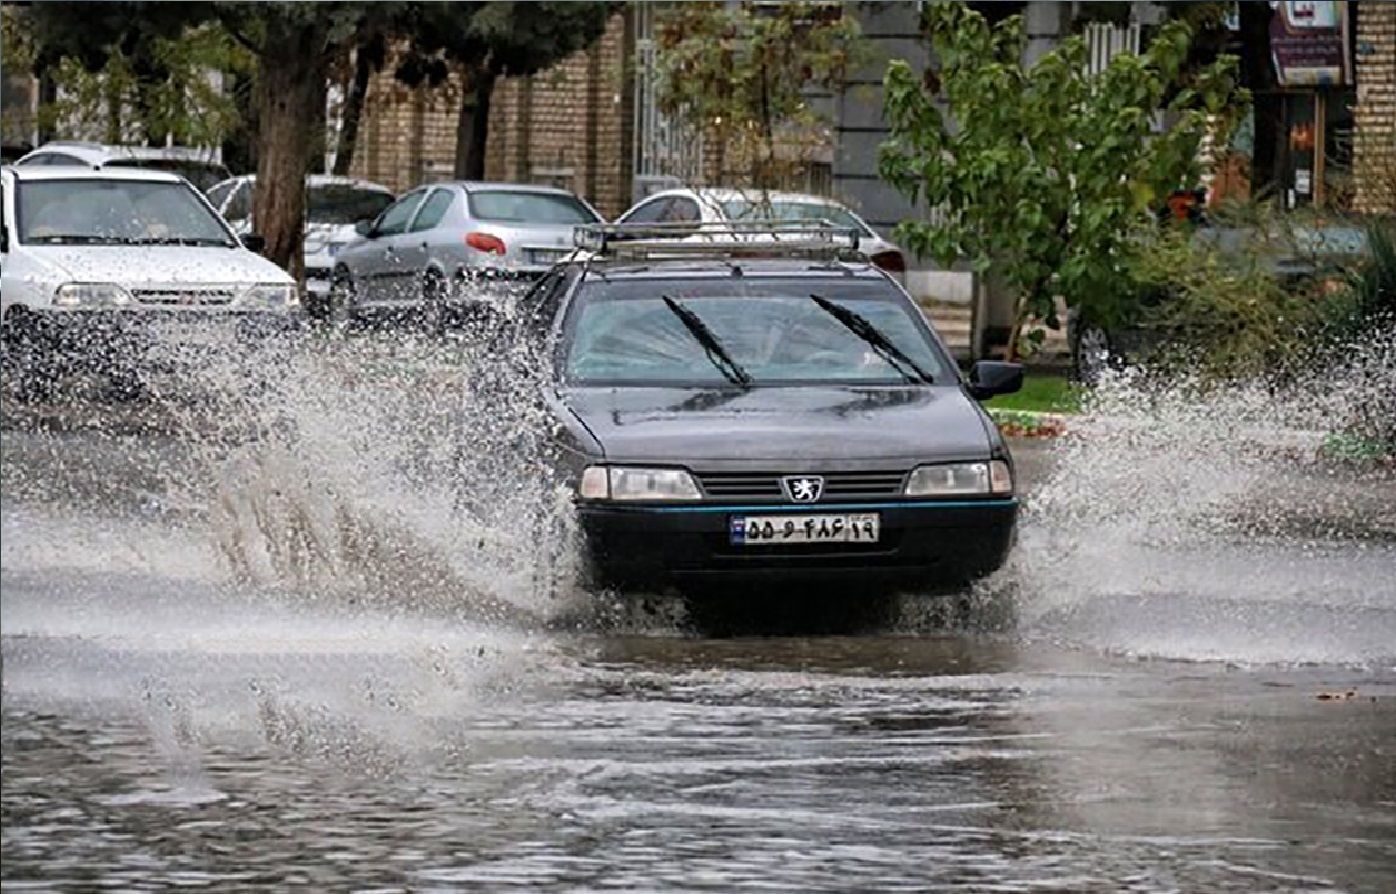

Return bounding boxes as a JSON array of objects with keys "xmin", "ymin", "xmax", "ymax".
[
  {"xmin": 454, "ymin": 64, "xmax": 497, "ymax": 181},
  {"xmin": 253, "ymin": 22, "xmax": 328, "ymax": 282},
  {"xmin": 332, "ymin": 44, "xmax": 375, "ymax": 177}
]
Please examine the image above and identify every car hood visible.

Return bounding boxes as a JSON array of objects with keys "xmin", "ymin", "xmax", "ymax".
[
  {"xmin": 20, "ymin": 244, "xmax": 292, "ymax": 286},
  {"xmin": 558, "ymin": 384, "xmax": 993, "ymax": 466}
]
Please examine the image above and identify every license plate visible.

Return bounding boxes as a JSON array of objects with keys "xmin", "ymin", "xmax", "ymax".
[
  {"xmin": 527, "ymin": 248, "xmax": 567, "ymax": 265},
  {"xmin": 730, "ymin": 513, "xmax": 880, "ymax": 546}
]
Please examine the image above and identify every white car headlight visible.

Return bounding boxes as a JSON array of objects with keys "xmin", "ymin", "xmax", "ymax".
[
  {"xmin": 238, "ymin": 283, "xmax": 300, "ymax": 310},
  {"xmin": 905, "ymin": 461, "xmax": 1013, "ymax": 496},
  {"xmin": 579, "ymin": 465, "xmax": 702, "ymax": 501},
  {"xmin": 52, "ymin": 282, "xmax": 133, "ymax": 307}
]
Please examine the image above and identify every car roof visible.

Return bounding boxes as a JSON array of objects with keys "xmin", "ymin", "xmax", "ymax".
[
  {"xmin": 444, "ymin": 181, "xmax": 583, "ymax": 197},
  {"xmin": 641, "ymin": 188, "xmax": 850, "ymax": 206},
  {"xmin": 212, "ymin": 173, "xmax": 394, "ymax": 193},
  {"xmin": 21, "ymin": 141, "xmax": 224, "ymax": 165},
  {"xmin": 3, "ymin": 165, "xmax": 187, "ymax": 184}
]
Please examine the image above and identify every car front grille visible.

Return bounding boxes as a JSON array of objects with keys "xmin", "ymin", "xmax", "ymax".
[
  {"xmin": 694, "ymin": 470, "xmax": 908, "ymax": 501},
  {"xmin": 132, "ymin": 287, "xmax": 236, "ymax": 306}
]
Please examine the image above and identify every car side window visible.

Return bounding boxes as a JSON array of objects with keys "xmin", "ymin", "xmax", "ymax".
[
  {"xmin": 375, "ymin": 191, "xmax": 424, "ymax": 236},
  {"xmin": 206, "ymin": 181, "xmax": 234, "ymax": 211},
  {"xmin": 663, "ymin": 197, "xmax": 700, "ymax": 223},
  {"xmin": 409, "ymin": 188, "xmax": 454, "ymax": 233},
  {"xmin": 622, "ymin": 198, "xmax": 670, "ymax": 224},
  {"xmin": 38, "ymin": 153, "xmax": 85, "ymax": 167},
  {"xmin": 223, "ymin": 182, "xmax": 251, "ymax": 222}
]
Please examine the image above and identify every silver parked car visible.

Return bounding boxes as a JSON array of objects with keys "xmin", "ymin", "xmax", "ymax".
[
  {"xmin": 207, "ymin": 174, "xmax": 396, "ymax": 314},
  {"xmin": 330, "ymin": 181, "xmax": 603, "ymax": 325}
]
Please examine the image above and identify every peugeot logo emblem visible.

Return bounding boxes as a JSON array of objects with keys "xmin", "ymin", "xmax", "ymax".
[{"xmin": 782, "ymin": 475, "xmax": 824, "ymax": 503}]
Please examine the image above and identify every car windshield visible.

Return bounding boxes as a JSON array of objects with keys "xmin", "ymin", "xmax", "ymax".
[
  {"xmin": 721, "ymin": 199, "xmax": 871, "ymax": 235},
  {"xmin": 105, "ymin": 158, "xmax": 232, "ymax": 193},
  {"xmin": 565, "ymin": 279, "xmax": 948, "ymax": 386},
  {"xmin": 17, "ymin": 178, "xmax": 236, "ymax": 246},
  {"xmin": 308, "ymin": 184, "xmax": 395, "ymax": 225},
  {"xmin": 469, "ymin": 190, "xmax": 599, "ymax": 225}
]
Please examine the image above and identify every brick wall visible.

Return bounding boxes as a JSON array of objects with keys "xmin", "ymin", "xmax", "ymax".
[
  {"xmin": 349, "ymin": 61, "xmax": 464, "ymax": 194},
  {"xmin": 1354, "ymin": 2, "xmax": 1396, "ymax": 215},
  {"xmin": 487, "ymin": 10, "xmax": 633, "ymax": 218},
  {"xmin": 350, "ymin": 10, "xmax": 634, "ymax": 218}
]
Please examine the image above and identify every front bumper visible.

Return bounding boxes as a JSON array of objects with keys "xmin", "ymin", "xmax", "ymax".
[
  {"xmin": 7, "ymin": 308, "xmax": 300, "ymax": 369},
  {"xmin": 579, "ymin": 498, "xmax": 1018, "ymax": 591}
]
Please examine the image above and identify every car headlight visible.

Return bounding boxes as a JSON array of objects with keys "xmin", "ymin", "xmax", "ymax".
[
  {"xmin": 904, "ymin": 461, "xmax": 1013, "ymax": 496},
  {"xmin": 52, "ymin": 282, "xmax": 133, "ymax": 307},
  {"xmin": 238, "ymin": 283, "xmax": 299, "ymax": 310},
  {"xmin": 578, "ymin": 465, "xmax": 702, "ymax": 501}
]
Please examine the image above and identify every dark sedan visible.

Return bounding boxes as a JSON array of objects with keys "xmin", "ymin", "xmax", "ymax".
[{"xmin": 518, "ymin": 228, "xmax": 1023, "ymax": 594}]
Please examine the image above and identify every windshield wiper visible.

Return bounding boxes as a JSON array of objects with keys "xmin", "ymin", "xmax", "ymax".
[
  {"xmin": 24, "ymin": 234, "xmax": 128, "ymax": 245},
  {"xmin": 661, "ymin": 295, "xmax": 752, "ymax": 388},
  {"xmin": 123, "ymin": 237, "xmax": 236, "ymax": 247},
  {"xmin": 808, "ymin": 293, "xmax": 936, "ymax": 385}
]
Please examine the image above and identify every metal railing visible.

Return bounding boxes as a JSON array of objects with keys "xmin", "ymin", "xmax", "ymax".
[
  {"xmin": 632, "ymin": 4, "xmax": 705, "ymax": 200},
  {"xmin": 1084, "ymin": 22, "xmax": 1142, "ymax": 75}
]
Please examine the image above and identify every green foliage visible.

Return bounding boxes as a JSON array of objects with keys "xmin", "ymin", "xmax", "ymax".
[
  {"xmin": 879, "ymin": 2, "xmax": 1248, "ymax": 356},
  {"xmin": 1327, "ymin": 222, "xmax": 1396, "ymax": 337},
  {"xmin": 1127, "ymin": 220, "xmax": 1331, "ymax": 380},
  {"xmin": 38, "ymin": 26, "xmax": 250, "ymax": 147},
  {"xmin": 399, "ymin": 2, "xmax": 613, "ymax": 85},
  {"xmin": 984, "ymin": 374, "xmax": 1081, "ymax": 414},
  {"xmin": 16, "ymin": 2, "xmax": 252, "ymax": 148},
  {"xmin": 652, "ymin": 1, "xmax": 863, "ymax": 190}
]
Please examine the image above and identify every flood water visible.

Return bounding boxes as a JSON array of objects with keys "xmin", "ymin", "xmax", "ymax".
[{"xmin": 3, "ymin": 335, "xmax": 1395, "ymax": 892}]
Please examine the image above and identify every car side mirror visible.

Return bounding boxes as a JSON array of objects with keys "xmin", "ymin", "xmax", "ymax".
[
  {"xmin": 967, "ymin": 361, "xmax": 1023, "ymax": 400},
  {"xmin": 241, "ymin": 233, "xmax": 266, "ymax": 253},
  {"xmin": 354, "ymin": 219, "xmax": 375, "ymax": 238}
]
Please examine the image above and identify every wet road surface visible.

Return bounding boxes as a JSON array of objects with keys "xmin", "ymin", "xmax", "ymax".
[{"xmin": 3, "ymin": 390, "xmax": 1395, "ymax": 893}]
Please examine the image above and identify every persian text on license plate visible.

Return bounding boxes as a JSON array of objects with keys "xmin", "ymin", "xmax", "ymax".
[{"xmin": 730, "ymin": 514, "xmax": 880, "ymax": 546}]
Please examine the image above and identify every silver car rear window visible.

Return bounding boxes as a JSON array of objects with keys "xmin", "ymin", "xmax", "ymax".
[{"xmin": 468, "ymin": 190, "xmax": 598, "ymax": 225}]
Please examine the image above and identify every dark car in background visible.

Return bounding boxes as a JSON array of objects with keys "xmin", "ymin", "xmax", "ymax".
[{"xmin": 518, "ymin": 223, "xmax": 1023, "ymax": 598}]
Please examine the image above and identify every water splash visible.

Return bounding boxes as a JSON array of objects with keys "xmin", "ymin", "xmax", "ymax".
[
  {"xmin": 137, "ymin": 318, "xmax": 585, "ymax": 625},
  {"xmin": 991, "ymin": 326, "xmax": 1396, "ymax": 665}
]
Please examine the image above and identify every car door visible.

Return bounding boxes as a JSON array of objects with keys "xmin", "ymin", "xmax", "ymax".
[
  {"xmin": 401, "ymin": 187, "xmax": 456, "ymax": 283},
  {"xmin": 358, "ymin": 189, "xmax": 424, "ymax": 300}
]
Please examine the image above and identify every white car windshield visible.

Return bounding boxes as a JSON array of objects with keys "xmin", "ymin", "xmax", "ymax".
[{"xmin": 17, "ymin": 178, "xmax": 236, "ymax": 246}]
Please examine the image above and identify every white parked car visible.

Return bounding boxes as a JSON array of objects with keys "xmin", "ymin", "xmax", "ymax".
[
  {"xmin": 0, "ymin": 166, "xmax": 298, "ymax": 400},
  {"xmin": 207, "ymin": 174, "xmax": 395, "ymax": 315},
  {"xmin": 15, "ymin": 141, "xmax": 232, "ymax": 194},
  {"xmin": 615, "ymin": 188, "xmax": 907, "ymax": 279}
]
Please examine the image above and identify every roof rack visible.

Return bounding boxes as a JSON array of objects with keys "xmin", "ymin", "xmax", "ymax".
[{"xmin": 574, "ymin": 220, "xmax": 864, "ymax": 261}]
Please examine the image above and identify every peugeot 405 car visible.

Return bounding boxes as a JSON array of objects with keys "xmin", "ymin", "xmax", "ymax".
[{"xmin": 519, "ymin": 222, "xmax": 1023, "ymax": 594}]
